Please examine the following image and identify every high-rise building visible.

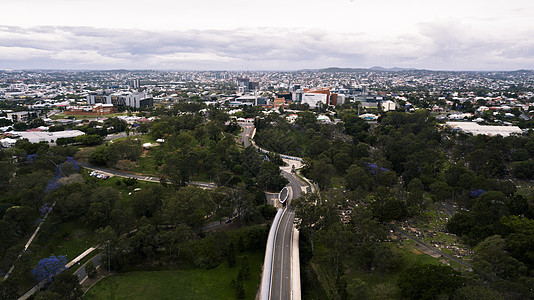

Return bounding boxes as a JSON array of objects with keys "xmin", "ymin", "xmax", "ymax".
[
  {"xmin": 127, "ymin": 78, "xmax": 140, "ymax": 89},
  {"xmin": 236, "ymin": 77, "xmax": 259, "ymax": 92}
]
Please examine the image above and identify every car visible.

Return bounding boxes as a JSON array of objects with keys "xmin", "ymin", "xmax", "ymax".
[{"xmin": 90, "ymin": 171, "xmax": 109, "ymax": 179}]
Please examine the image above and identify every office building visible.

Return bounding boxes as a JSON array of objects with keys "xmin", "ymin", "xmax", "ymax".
[{"xmin": 87, "ymin": 91, "xmax": 153, "ymax": 109}]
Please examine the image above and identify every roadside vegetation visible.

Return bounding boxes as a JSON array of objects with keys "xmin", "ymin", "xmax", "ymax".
[
  {"xmin": 256, "ymin": 105, "xmax": 534, "ymax": 299},
  {"xmin": 84, "ymin": 251, "xmax": 263, "ymax": 300},
  {"xmin": 0, "ymin": 104, "xmax": 284, "ymax": 299}
]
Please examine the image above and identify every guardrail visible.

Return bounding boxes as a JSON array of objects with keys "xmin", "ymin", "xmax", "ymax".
[{"xmin": 260, "ymin": 209, "xmax": 284, "ymax": 300}]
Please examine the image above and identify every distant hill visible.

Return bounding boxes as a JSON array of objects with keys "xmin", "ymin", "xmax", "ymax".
[
  {"xmin": 303, "ymin": 67, "xmax": 419, "ymax": 73},
  {"xmin": 300, "ymin": 67, "xmax": 534, "ymax": 73},
  {"xmin": 369, "ymin": 66, "xmax": 417, "ymax": 71}
]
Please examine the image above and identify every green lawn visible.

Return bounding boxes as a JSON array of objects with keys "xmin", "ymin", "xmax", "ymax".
[
  {"xmin": 84, "ymin": 252, "xmax": 263, "ymax": 300},
  {"xmin": 130, "ymin": 154, "xmax": 159, "ymax": 175}
]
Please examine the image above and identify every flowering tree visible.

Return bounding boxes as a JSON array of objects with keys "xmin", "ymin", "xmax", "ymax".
[{"xmin": 31, "ymin": 255, "xmax": 67, "ymax": 282}]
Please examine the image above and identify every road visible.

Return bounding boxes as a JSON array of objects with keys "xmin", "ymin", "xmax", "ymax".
[
  {"xmin": 73, "ymin": 254, "xmax": 102, "ymax": 283},
  {"xmin": 270, "ymin": 171, "xmax": 306, "ymax": 299},
  {"xmin": 271, "ymin": 209, "xmax": 295, "ymax": 300},
  {"xmin": 282, "ymin": 170, "xmax": 305, "ymax": 200},
  {"xmin": 76, "ymin": 161, "xmax": 217, "ymax": 189},
  {"xmin": 240, "ymin": 122, "xmax": 306, "ymax": 299},
  {"xmin": 239, "ymin": 123, "xmax": 254, "ymax": 147}
]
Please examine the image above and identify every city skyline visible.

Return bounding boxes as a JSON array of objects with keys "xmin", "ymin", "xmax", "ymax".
[{"xmin": 2, "ymin": 0, "xmax": 534, "ymax": 71}]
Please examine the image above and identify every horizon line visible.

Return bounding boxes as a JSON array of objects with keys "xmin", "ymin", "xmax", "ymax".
[{"xmin": 1, "ymin": 67, "xmax": 533, "ymax": 73}]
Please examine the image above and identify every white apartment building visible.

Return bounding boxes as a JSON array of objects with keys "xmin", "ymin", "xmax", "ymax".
[{"xmin": 301, "ymin": 93, "xmax": 328, "ymax": 108}]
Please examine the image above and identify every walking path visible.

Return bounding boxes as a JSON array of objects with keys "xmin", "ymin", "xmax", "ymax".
[{"xmin": 3, "ymin": 201, "xmax": 56, "ymax": 281}]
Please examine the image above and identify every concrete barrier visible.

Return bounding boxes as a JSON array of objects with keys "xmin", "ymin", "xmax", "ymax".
[{"xmin": 260, "ymin": 208, "xmax": 284, "ymax": 300}]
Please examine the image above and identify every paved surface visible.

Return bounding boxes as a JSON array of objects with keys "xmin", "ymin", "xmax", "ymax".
[
  {"xmin": 271, "ymin": 209, "xmax": 295, "ymax": 300},
  {"xmin": 104, "ymin": 132, "xmax": 141, "ymax": 141},
  {"xmin": 239, "ymin": 123, "xmax": 254, "ymax": 147},
  {"xmin": 241, "ymin": 122, "xmax": 306, "ymax": 300},
  {"xmin": 282, "ymin": 170, "xmax": 305, "ymax": 200},
  {"xmin": 74, "ymin": 254, "xmax": 102, "ymax": 284},
  {"xmin": 270, "ymin": 171, "xmax": 306, "ymax": 299},
  {"xmin": 77, "ymin": 161, "xmax": 216, "ymax": 189}
]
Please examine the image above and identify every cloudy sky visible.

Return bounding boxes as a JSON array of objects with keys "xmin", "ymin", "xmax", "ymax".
[{"xmin": 1, "ymin": 0, "xmax": 534, "ymax": 70}]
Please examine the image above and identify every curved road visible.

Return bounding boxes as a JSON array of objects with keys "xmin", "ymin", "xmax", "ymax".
[
  {"xmin": 77, "ymin": 161, "xmax": 216, "ymax": 189},
  {"xmin": 241, "ymin": 122, "xmax": 307, "ymax": 300},
  {"xmin": 271, "ymin": 209, "xmax": 295, "ymax": 300},
  {"xmin": 270, "ymin": 171, "xmax": 306, "ymax": 299},
  {"xmin": 239, "ymin": 123, "xmax": 254, "ymax": 148}
]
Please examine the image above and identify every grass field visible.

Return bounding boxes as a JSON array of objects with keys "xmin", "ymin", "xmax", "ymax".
[{"xmin": 83, "ymin": 251, "xmax": 263, "ymax": 300}]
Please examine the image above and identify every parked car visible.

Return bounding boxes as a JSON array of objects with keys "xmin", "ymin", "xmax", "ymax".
[{"xmin": 90, "ymin": 171, "xmax": 109, "ymax": 179}]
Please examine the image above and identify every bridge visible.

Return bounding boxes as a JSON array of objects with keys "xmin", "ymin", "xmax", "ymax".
[{"xmin": 241, "ymin": 124, "xmax": 316, "ymax": 300}]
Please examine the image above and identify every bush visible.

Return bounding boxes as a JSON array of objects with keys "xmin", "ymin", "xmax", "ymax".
[
  {"xmin": 398, "ymin": 264, "xmax": 464, "ymax": 300},
  {"xmin": 123, "ymin": 177, "xmax": 138, "ymax": 186}
]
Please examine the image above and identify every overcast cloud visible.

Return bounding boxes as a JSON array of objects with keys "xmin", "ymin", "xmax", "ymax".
[{"xmin": 1, "ymin": 0, "xmax": 534, "ymax": 70}]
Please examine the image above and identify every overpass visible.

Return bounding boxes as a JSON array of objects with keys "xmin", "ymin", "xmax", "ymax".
[{"xmin": 242, "ymin": 124, "xmax": 313, "ymax": 300}]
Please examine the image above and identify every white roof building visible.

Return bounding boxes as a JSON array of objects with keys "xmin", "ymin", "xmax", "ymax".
[
  {"xmin": 8, "ymin": 130, "xmax": 85, "ymax": 143},
  {"xmin": 446, "ymin": 122, "xmax": 523, "ymax": 137}
]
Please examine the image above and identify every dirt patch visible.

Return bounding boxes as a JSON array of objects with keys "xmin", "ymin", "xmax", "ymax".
[
  {"xmin": 412, "ymin": 249, "xmax": 422, "ymax": 255},
  {"xmin": 140, "ymin": 149, "xmax": 149, "ymax": 158}
]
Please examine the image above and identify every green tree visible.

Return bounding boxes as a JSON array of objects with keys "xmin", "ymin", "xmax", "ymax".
[
  {"xmin": 130, "ymin": 220, "xmax": 157, "ymax": 259},
  {"xmin": 344, "ymin": 165, "xmax": 372, "ymax": 191},
  {"xmin": 161, "ymin": 224, "xmax": 190, "ymax": 259},
  {"xmin": 473, "ymin": 235, "xmax": 527, "ymax": 282},
  {"xmin": 226, "ymin": 242, "xmax": 237, "ymax": 267},
  {"xmin": 500, "ymin": 215, "xmax": 534, "ymax": 267},
  {"xmin": 511, "ymin": 160, "xmax": 534, "ymax": 180},
  {"xmin": 49, "ymin": 272, "xmax": 83, "ymax": 300},
  {"xmin": 88, "ymin": 147, "xmax": 107, "ymax": 165},
  {"xmin": 0, "ymin": 278, "xmax": 17, "ymax": 300},
  {"xmin": 371, "ymin": 196, "xmax": 407, "ymax": 222},
  {"xmin": 453, "ymin": 285, "xmax": 504, "ymax": 300},
  {"xmin": 256, "ymin": 161, "xmax": 288, "ymax": 191},
  {"xmin": 240, "ymin": 256, "xmax": 250, "ymax": 279},
  {"xmin": 130, "ymin": 186, "xmax": 164, "ymax": 218},
  {"xmin": 307, "ymin": 160, "xmax": 334, "ymax": 189},
  {"xmin": 293, "ymin": 192, "xmax": 323, "ymax": 253},
  {"xmin": 429, "ymin": 181, "xmax": 452, "ymax": 202},
  {"xmin": 163, "ymin": 186, "xmax": 212, "ymax": 229},
  {"xmin": 333, "ymin": 152, "xmax": 352, "ymax": 174},
  {"xmin": 85, "ymin": 261, "xmax": 97, "ymax": 279},
  {"xmin": 398, "ymin": 264, "xmax": 464, "ymax": 300}
]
